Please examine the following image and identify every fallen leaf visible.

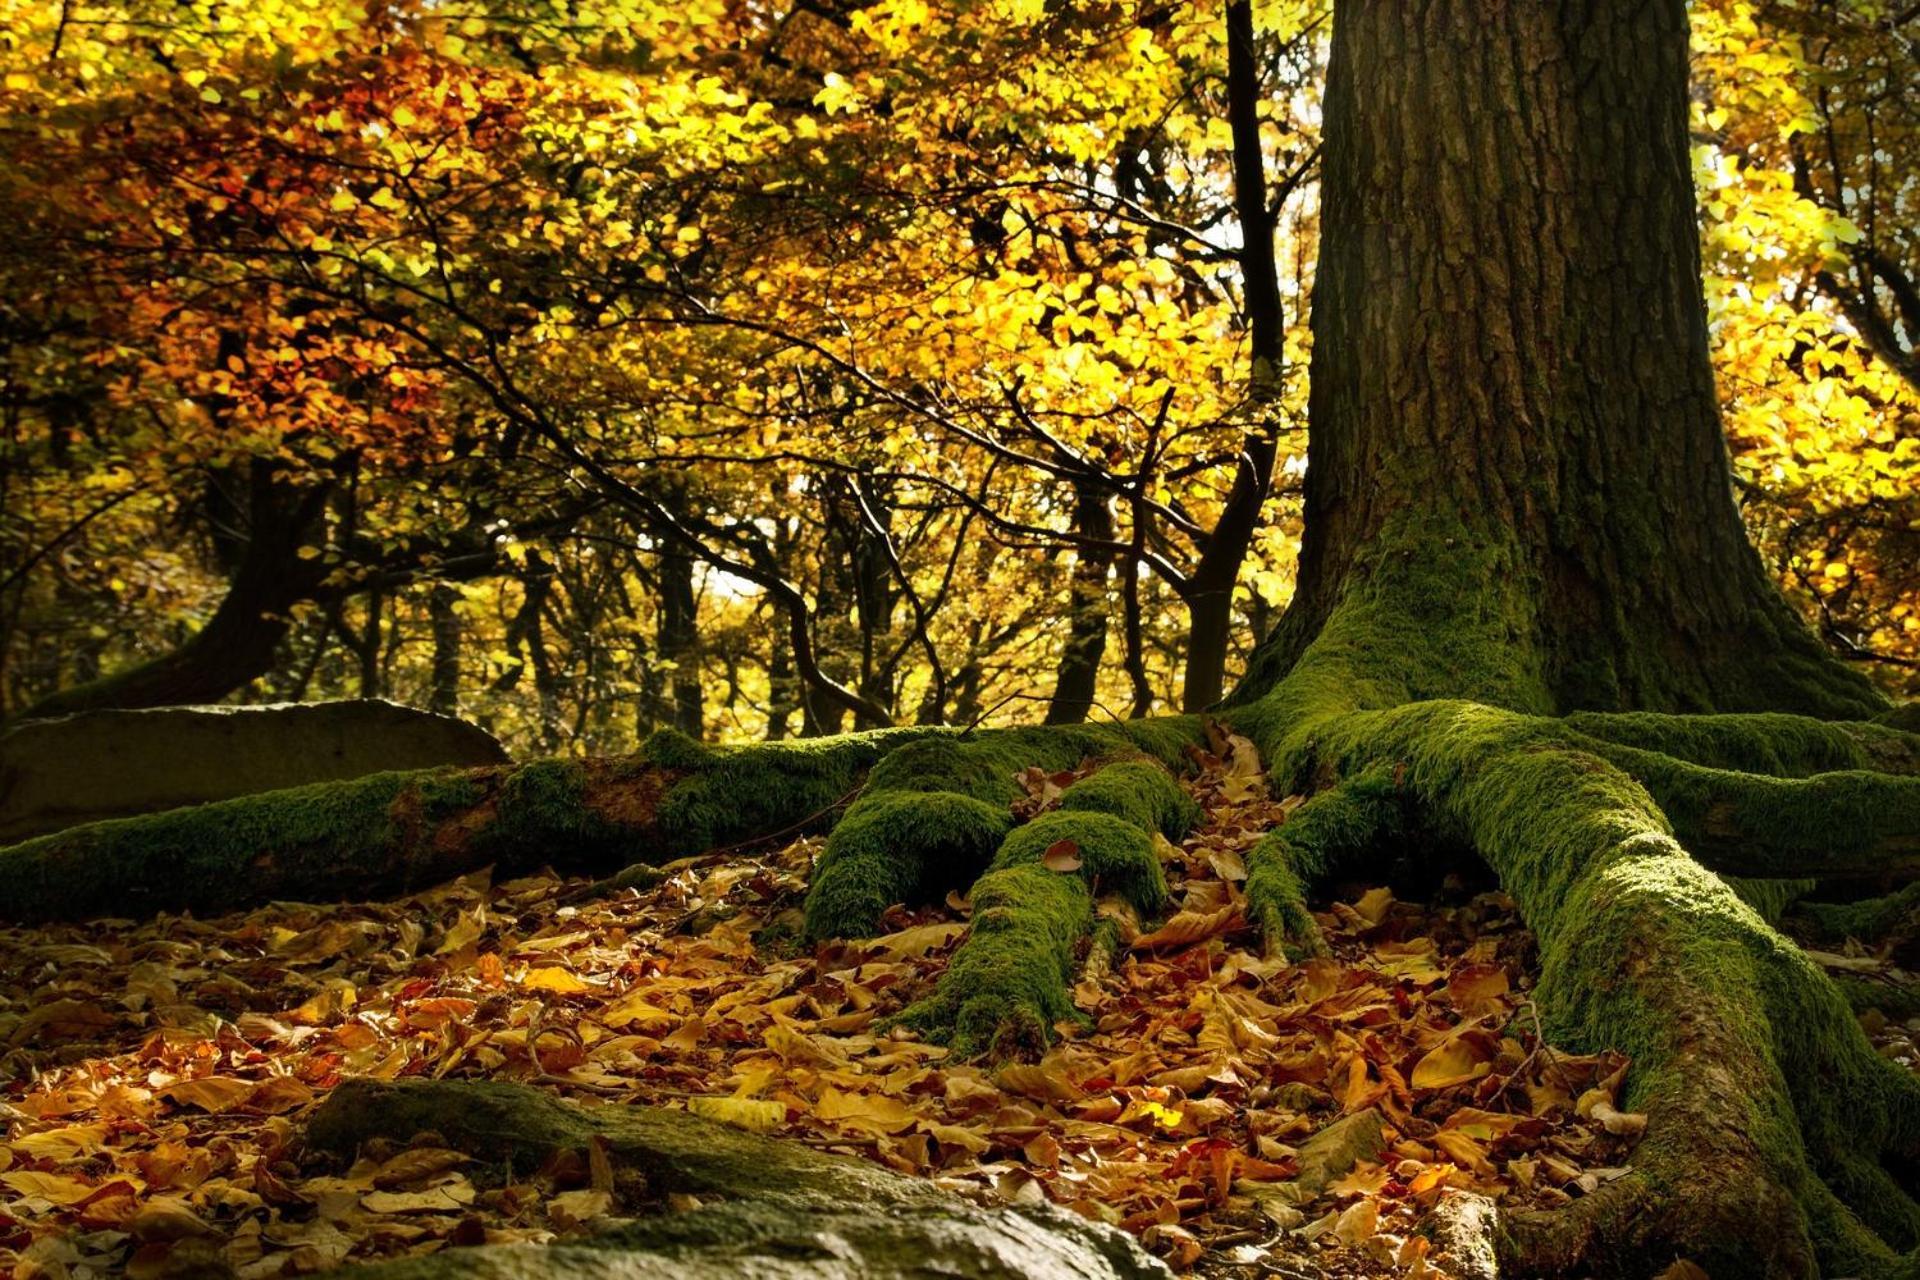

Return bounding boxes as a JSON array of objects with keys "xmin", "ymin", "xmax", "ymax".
[
  {"xmin": 159, "ymin": 1077, "xmax": 257, "ymax": 1115},
  {"xmin": 1042, "ymin": 839, "xmax": 1082, "ymax": 872},
  {"xmin": 687, "ymin": 1096, "xmax": 786, "ymax": 1133}
]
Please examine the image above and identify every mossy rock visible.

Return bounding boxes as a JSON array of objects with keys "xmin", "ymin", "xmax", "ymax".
[{"xmin": 311, "ymin": 1080, "xmax": 1168, "ymax": 1280}]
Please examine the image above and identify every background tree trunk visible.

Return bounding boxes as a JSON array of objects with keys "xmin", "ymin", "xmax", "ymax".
[
  {"xmin": 1234, "ymin": 0, "xmax": 1880, "ymax": 720},
  {"xmin": 20, "ymin": 461, "xmax": 329, "ymax": 719},
  {"xmin": 1045, "ymin": 479, "xmax": 1114, "ymax": 725}
]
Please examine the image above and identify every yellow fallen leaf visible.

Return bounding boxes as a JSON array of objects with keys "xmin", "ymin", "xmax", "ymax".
[
  {"xmin": 1447, "ymin": 963, "xmax": 1510, "ymax": 1008},
  {"xmin": 288, "ymin": 978, "xmax": 357, "ymax": 1024},
  {"xmin": 1, "ymin": 1170, "xmax": 123, "ymax": 1206},
  {"xmin": 1042, "ymin": 838, "xmax": 1082, "ymax": 872},
  {"xmin": 661, "ymin": 1015, "xmax": 707, "ymax": 1052},
  {"xmin": 1333, "ymin": 1196, "xmax": 1379, "ymax": 1245},
  {"xmin": 1352, "ymin": 887, "xmax": 1393, "ymax": 926},
  {"xmin": 1132, "ymin": 904, "xmax": 1241, "ymax": 950},
  {"xmin": 435, "ymin": 907, "xmax": 486, "ymax": 955},
  {"xmin": 687, "ymin": 1096, "xmax": 786, "ymax": 1133},
  {"xmin": 362, "ymin": 1176, "xmax": 476, "ymax": 1214},
  {"xmin": 1431, "ymin": 1130, "xmax": 1496, "ymax": 1176},
  {"xmin": 8, "ymin": 1123, "xmax": 108, "ymax": 1160},
  {"xmin": 815, "ymin": 1087, "xmax": 917, "ymax": 1135},
  {"xmin": 868, "ymin": 921, "xmax": 968, "ymax": 959},
  {"xmin": 127, "ymin": 1195, "xmax": 217, "ymax": 1242},
  {"xmin": 369, "ymin": 1148, "xmax": 471, "ymax": 1190},
  {"xmin": 598, "ymin": 989, "xmax": 675, "ymax": 1027},
  {"xmin": 247, "ymin": 1076, "xmax": 314, "ymax": 1115},
  {"xmin": 921, "ymin": 1122, "xmax": 991, "ymax": 1153},
  {"xmin": 159, "ymin": 1077, "xmax": 257, "ymax": 1114},
  {"xmin": 548, "ymin": 1187, "xmax": 612, "ymax": 1226},
  {"xmin": 1411, "ymin": 1034, "xmax": 1492, "ymax": 1090},
  {"xmin": 1588, "ymin": 1100, "xmax": 1648, "ymax": 1138},
  {"xmin": 521, "ymin": 967, "xmax": 592, "ymax": 996}
]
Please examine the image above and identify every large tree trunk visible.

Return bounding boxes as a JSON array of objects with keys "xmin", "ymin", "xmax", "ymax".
[{"xmin": 1234, "ymin": 0, "xmax": 1880, "ymax": 722}]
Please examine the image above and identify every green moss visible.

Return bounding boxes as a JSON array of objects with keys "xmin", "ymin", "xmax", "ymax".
[
  {"xmin": 467, "ymin": 760, "xmax": 625, "ymax": 867},
  {"xmin": 1722, "ymin": 876, "xmax": 1818, "ymax": 925},
  {"xmin": 803, "ymin": 792, "xmax": 1015, "ymax": 940},
  {"xmin": 0, "ymin": 770, "xmax": 413, "ymax": 921},
  {"xmin": 1794, "ymin": 882, "xmax": 1920, "ymax": 945},
  {"xmin": 1563, "ymin": 711, "xmax": 1887, "ymax": 777},
  {"xmin": 1581, "ymin": 744, "xmax": 1920, "ymax": 880},
  {"xmin": 799, "ymin": 719, "xmax": 1206, "ymax": 940},
  {"xmin": 1056, "ymin": 760, "xmax": 1201, "ymax": 840},
  {"xmin": 901, "ymin": 770, "xmax": 1182, "ymax": 1058},
  {"xmin": 991, "ymin": 810, "xmax": 1167, "ymax": 917},
  {"xmin": 415, "ymin": 769, "xmax": 487, "ymax": 820},
  {"xmin": 1246, "ymin": 767, "xmax": 1407, "ymax": 956},
  {"xmin": 655, "ymin": 727, "xmax": 939, "ymax": 855},
  {"xmin": 898, "ymin": 862, "xmax": 1091, "ymax": 1058}
]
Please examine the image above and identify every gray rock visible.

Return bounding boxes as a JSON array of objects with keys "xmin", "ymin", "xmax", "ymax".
[
  {"xmin": 310, "ymin": 1080, "xmax": 1168, "ymax": 1280},
  {"xmin": 1249, "ymin": 1108, "xmax": 1387, "ymax": 1209},
  {"xmin": 1421, "ymin": 1189, "xmax": 1499, "ymax": 1280},
  {"xmin": 0, "ymin": 700, "xmax": 507, "ymax": 842}
]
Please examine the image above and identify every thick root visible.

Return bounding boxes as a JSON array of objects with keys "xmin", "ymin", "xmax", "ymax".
[
  {"xmin": 803, "ymin": 721, "xmax": 1200, "ymax": 940},
  {"xmin": 1245, "ymin": 767, "xmax": 1409, "ymax": 957},
  {"xmin": 1245, "ymin": 698, "xmax": 1920, "ymax": 1277},
  {"xmin": 1563, "ymin": 710, "xmax": 1920, "ymax": 778},
  {"xmin": 898, "ymin": 760, "xmax": 1184, "ymax": 1057},
  {"xmin": 1580, "ymin": 747, "xmax": 1920, "ymax": 881},
  {"xmin": 0, "ymin": 728, "xmax": 933, "ymax": 922},
  {"xmin": 306, "ymin": 1079, "xmax": 1169, "ymax": 1280}
]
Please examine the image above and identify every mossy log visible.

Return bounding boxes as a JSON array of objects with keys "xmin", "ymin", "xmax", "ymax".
[
  {"xmin": 0, "ymin": 729, "xmax": 934, "ymax": 921},
  {"xmin": 307, "ymin": 1079, "xmax": 1169, "ymax": 1280}
]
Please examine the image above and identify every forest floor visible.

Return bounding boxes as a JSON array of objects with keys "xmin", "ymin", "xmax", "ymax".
[{"xmin": 0, "ymin": 735, "xmax": 1911, "ymax": 1280}]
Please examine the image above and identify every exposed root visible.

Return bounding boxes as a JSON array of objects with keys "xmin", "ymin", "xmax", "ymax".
[
  {"xmin": 1580, "ymin": 749, "xmax": 1920, "ymax": 881},
  {"xmin": 1797, "ymin": 881, "xmax": 1920, "ymax": 946},
  {"xmin": 1563, "ymin": 710, "xmax": 1920, "ymax": 778},
  {"xmin": 1244, "ymin": 767, "xmax": 1409, "ymax": 958},
  {"xmin": 898, "ymin": 760, "xmax": 1184, "ymax": 1057},
  {"xmin": 803, "ymin": 722, "xmax": 1201, "ymax": 941},
  {"xmin": 1222, "ymin": 698, "xmax": 1920, "ymax": 1276}
]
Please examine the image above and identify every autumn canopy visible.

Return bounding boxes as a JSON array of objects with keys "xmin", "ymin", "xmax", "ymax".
[{"xmin": 0, "ymin": 1, "xmax": 1917, "ymax": 1278}]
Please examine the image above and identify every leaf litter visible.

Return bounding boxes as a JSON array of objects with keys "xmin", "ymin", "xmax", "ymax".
[{"xmin": 0, "ymin": 733, "xmax": 1685, "ymax": 1279}]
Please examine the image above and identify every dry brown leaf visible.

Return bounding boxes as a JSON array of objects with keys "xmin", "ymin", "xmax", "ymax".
[
  {"xmin": 1042, "ymin": 839, "xmax": 1083, "ymax": 873},
  {"xmin": 1131, "ymin": 904, "xmax": 1239, "ymax": 950}
]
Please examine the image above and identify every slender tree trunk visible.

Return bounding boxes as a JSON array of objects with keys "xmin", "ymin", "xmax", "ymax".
[
  {"xmin": 655, "ymin": 547, "xmax": 704, "ymax": 739},
  {"xmin": 1179, "ymin": 0, "xmax": 1286, "ymax": 715},
  {"xmin": 428, "ymin": 583, "xmax": 462, "ymax": 717},
  {"xmin": 1045, "ymin": 479, "xmax": 1115, "ymax": 725},
  {"xmin": 1236, "ymin": 0, "xmax": 1880, "ymax": 720}
]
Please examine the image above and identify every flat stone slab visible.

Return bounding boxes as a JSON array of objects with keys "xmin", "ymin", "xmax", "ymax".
[
  {"xmin": 311, "ymin": 1080, "xmax": 1169, "ymax": 1280},
  {"xmin": 0, "ymin": 700, "xmax": 507, "ymax": 843}
]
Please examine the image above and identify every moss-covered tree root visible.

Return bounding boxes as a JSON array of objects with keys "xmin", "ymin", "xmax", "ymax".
[
  {"xmin": 898, "ymin": 759, "xmax": 1194, "ymax": 1058},
  {"xmin": 1203, "ymin": 529, "xmax": 1920, "ymax": 1278},
  {"xmin": 1245, "ymin": 767, "xmax": 1408, "ymax": 958},
  {"xmin": 307, "ymin": 1079, "xmax": 1170, "ymax": 1280},
  {"xmin": 802, "ymin": 722, "xmax": 1200, "ymax": 940},
  {"xmin": 0, "ymin": 727, "xmax": 925, "ymax": 922}
]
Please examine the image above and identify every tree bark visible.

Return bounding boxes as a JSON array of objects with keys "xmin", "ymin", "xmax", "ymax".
[
  {"xmin": 1045, "ymin": 479, "xmax": 1115, "ymax": 725},
  {"xmin": 654, "ymin": 547, "xmax": 704, "ymax": 739},
  {"xmin": 1234, "ymin": 0, "xmax": 1880, "ymax": 721},
  {"xmin": 19, "ymin": 461, "xmax": 329, "ymax": 720},
  {"xmin": 428, "ymin": 583, "xmax": 462, "ymax": 717}
]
